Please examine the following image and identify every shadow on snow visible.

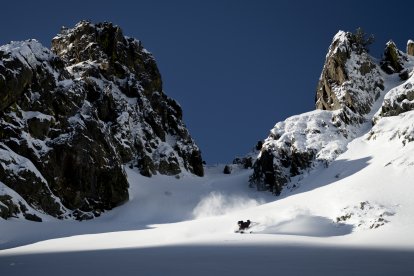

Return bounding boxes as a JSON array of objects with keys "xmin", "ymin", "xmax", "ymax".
[{"xmin": 1, "ymin": 243, "xmax": 413, "ymax": 276}]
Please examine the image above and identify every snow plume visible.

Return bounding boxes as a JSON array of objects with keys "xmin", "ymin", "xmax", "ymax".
[{"xmin": 192, "ymin": 191, "xmax": 264, "ymax": 219}]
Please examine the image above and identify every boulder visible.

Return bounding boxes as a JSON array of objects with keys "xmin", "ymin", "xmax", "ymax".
[
  {"xmin": 223, "ymin": 165, "xmax": 232, "ymax": 174},
  {"xmin": 0, "ymin": 195, "xmax": 19, "ymax": 219}
]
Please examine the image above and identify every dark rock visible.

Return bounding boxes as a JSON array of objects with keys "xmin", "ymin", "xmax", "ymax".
[
  {"xmin": 44, "ymin": 127, "xmax": 130, "ymax": 211},
  {"xmin": 72, "ymin": 209, "xmax": 94, "ymax": 221},
  {"xmin": 27, "ymin": 116, "xmax": 51, "ymax": 139},
  {"xmin": 0, "ymin": 144, "xmax": 65, "ymax": 217},
  {"xmin": 399, "ymin": 69, "xmax": 409, "ymax": 81},
  {"xmin": 0, "ymin": 194, "xmax": 43, "ymax": 221},
  {"xmin": 223, "ymin": 165, "xmax": 232, "ymax": 174},
  {"xmin": 0, "ymin": 50, "xmax": 33, "ymax": 112},
  {"xmin": 0, "ymin": 195, "xmax": 19, "ymax": 219},
  {"xmin": 250, "ymin": 149, "xmax": 285, "ymax": 195},
  {"xmin": 380, "ymin": 41, "xmax": 407, "ymax": 74},
  {"xmin": 233, "ymin": 156, "xmax": 253, "ymax": 169},
  {"xmin": 255, "ymin": 140, "xmax": 263, "ymax": 151},
  {"xmin": 136, "ymin": 155, "xmax": 157, "ymax": 177},
  {"xmin": 24, "ymin": 213, "xmax": 42, "ymax": 222},
  {"xmin": 188, "ymin": 150, "xmax": 204, "ymax": 177},
  {"xmin": 158, "ymin": 157, "xmax": 181, "ymax": 175}
]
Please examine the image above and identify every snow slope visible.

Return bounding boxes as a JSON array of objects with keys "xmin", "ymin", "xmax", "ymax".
[{"xmin": 1, "ymin": 139, "xmax": 414, "ymax": 276}]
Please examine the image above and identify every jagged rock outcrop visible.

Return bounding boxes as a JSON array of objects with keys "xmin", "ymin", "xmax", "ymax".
[
  {"xmin": 0, "ymin": 21, "xmax": 203, "ymax": 220},
  {"xmin": 51, "ymin": 21, "xmax": 203, "ymax": 177},
  {"xmin": 376, "ymin": 81, "xmax": 414, "ymax": 118},
  {"xmin": 373, "ymin": 42, "xmax": 414, "ymax": 120},
  {"xmin": 316, "ymin": 31, "xmax": 384, "ymax": 115},
  {"xmin": 250, "ymin": 30, "xmax": 384, "ymax": 195},
  {"xmin": 380, "ymin": 41, "xmax": 408, "ymax": 76}
]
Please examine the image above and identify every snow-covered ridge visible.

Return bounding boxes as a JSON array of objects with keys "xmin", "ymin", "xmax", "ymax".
[
  {"xmin": 2, "ymin": 28, "xmax": 414, "ymax": 275},
  {"xmin": 0, "ymin": 40, "xmax": 55, "ymax": 67},
  {"xmin": 249, "ymin": 30, "xmax": 414, "ymax": 196},
  {"xmin": 267, "ymin": 109, "xmax": 359, "ymax": 163}
]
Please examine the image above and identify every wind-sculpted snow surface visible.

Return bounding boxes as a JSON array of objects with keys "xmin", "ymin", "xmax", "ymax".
[{"xmin": 0, "ymin": 21, "xmax": 203, "ymax": 220}]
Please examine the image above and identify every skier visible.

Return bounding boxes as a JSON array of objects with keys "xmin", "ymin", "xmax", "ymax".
[{"xmin": 238, "ymin": 220, "xmax": 251, "ymax": 231}]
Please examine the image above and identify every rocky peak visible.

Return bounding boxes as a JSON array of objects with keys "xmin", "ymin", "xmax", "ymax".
[
  {"xmin": 315, "ymin": 31, "xmax": 383, "ymax": 116},
  {"xmin": 0, "ymin": 21, "xmax": 203, "ymax": 221},
  {"xmin": 52, "ymin": 21, "xmax": 125, "ymax": 64},
  {"xmin": 52, "ymin": 21, "xmax": 162, "ymax": 97},
  {"xmin": 250, "ymin": 30, "xmax": 384, "ymax": 195}
]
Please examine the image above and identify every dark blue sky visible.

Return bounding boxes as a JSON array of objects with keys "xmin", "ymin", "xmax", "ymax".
[{"xmin": 1, "ymin": 0, "xmax": 414, "ymax": 163}]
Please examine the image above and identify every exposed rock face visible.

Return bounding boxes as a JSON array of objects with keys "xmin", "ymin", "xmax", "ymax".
[
  {"xmin": 51, "ymin": 21, "xmax": 204, "ymax": 178},
  {"xmin": 316, "ymin": 31, "xmax": 384, "ymax": 115},
  {"xmin": 250, "ymin": 30, "xmax": 384, "ymax": 195},
  {"xmin": 0, "ymin": 21, "xmax": 203, "ymax": 220},
  {"xmin": 407, "ymin": 40, "xmax": 414, "ymax": 56},
  {"xmin": 233, "ymin": 156, "xmax": 253, "ymax": 169}
]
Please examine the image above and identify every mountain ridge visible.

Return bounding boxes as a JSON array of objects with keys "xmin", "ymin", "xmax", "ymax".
[
  {"xmin": 0, "ymin": 21, "xmax": 203, "ymax": 221},
  {"xmin": 249, "ymin": 29, "xmax": 414, "ymax": 195},
  {"xmin": 1, "ymin": 24, "xmax": 414, "ymax": 224}
]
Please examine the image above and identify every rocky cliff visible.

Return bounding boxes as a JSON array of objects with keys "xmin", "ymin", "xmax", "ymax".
[
  {"xmin": 0, "ymin": 21, "xmax": 203, "ymax": 221},
  {"xmin": 249, "ymin": 31, "xmax": 414, "ymax": 195}
]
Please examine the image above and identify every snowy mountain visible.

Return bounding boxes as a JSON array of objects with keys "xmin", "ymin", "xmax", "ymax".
[
  {"xmin": 1, "ymin": 27, "xmax": 414, "ymax": 275},
  {"xmin": 249, "ymin": 30, "xmax": 414, "ymax": 196},
  {"xmin": 0, "ymin": 21, "xmax": 203, "ymax": 221}
]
